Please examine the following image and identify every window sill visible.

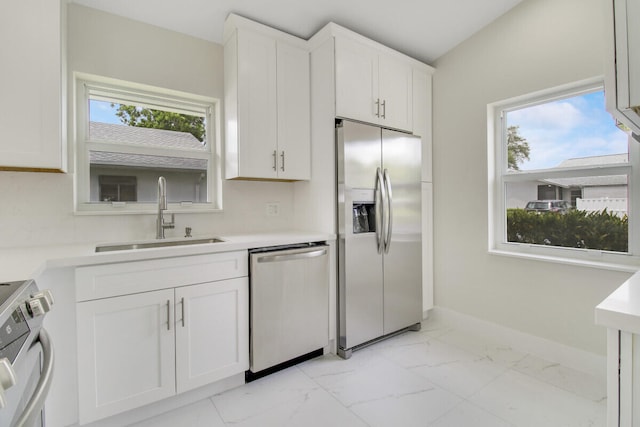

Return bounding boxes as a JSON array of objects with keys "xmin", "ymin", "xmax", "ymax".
[
  {"xmin": 75, "ymin": 202, "xmax": 222, "ymax": 216},
  {"xmin": 489, "ymin": 247, "xmax": 640, "ymax": 273}
]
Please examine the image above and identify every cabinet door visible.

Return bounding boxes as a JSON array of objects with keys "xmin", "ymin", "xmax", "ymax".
[
  {"xmin": 619, "ymin": 330, "xmax": 640, "ymax": 426},
  {"xmin": 335, "ymin": 36, "xmax": 379, "ymax": 125},
  {"xmin": 175, "ymin": 278, "xmax": 249, "ymax": 393},
  {"xmin": 0, "ymin": 0, "xmax": 65, "ymax": 171},
  {"xmin": 277, "ymin": 42, "xmax": 311, "ymax": 180},
  {"xmin": 77, "ymin": 290, "xmax": 176, "ymax": 424},
  {"xmin": 378, "ymin": 54, "xmax": 413, "ymax": 132},
  {"xmin": 237, "ymin": 30, "xmax": 278, "ymax": 178}
]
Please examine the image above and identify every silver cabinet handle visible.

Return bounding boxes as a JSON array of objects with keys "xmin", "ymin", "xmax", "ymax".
[
  {"xmin": 180, "ymin": 297, "xmax": 185, "ymax": 328},
  {"xmin": 257, "ymin": 248, "xmax": 327, "ymax": 263},
  {"xmin": 375, "ymin": 98, "xmax": 380, "ymax": 118},
  {"xmin": 272, "ymin": 150, "xmax": 277, "ymax": 171},
  {"xmin": 381, "ymin": 100, "xmax": 386, "ymax": 119},
  {"xmin": 375, "ymin": 167, "xmax": 385, "ymax": 254},
  {"xmin": 383, "ymin": 169, "xmax": 393, "ymax": 254},
  {"xmin": 166, "ymin": 299, "xmax": 171, "ymax": 331},
  {"xmin": 280, "ymin": 151, "xmax": 285, "ymax": 172}
]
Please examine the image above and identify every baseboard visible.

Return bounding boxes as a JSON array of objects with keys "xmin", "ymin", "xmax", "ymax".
[{"xmin": 429, "ymin": 307, "xmax": 606, "ymax": 381}]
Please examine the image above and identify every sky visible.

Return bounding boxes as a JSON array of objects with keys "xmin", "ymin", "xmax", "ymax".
[
  {"xmin": 89, "ymin": 100, "xmax": 122, "ymax": 125},
  {"xmin": 506, "ymin": 90, "xmax": 629, "ymax": 170}
]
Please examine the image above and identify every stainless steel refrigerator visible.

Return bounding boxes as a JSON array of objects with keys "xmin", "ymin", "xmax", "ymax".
[{"xmin": 336, "ymin": 119, "xmax": 422, "ymax": 359}]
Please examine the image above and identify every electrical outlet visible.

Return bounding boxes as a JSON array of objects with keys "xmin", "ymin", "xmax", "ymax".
[{"xmin": 266, "ymin": 202, "xmax": 280, "ymax": 216}]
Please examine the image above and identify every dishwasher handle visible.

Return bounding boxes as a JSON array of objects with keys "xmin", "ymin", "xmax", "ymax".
[{"xmin": 256, "ymin": 248, "xmax": 327, "ymax": 263}]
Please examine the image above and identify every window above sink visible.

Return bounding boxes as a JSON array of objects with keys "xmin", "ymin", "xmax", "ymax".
[{"xmin": 74, "ymin": 73, "xmax": 223, "ymax": 214}]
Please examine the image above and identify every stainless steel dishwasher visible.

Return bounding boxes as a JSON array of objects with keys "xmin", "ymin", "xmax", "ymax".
[{"xmin": 248, "ymin": 243, "xmax": 329, "ymax": 376}]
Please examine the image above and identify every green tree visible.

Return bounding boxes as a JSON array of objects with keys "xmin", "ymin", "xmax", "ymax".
[
  {"xmin": 114, "ymin": 104, "xmax": 206, "ymax": 142},
  {"xmin": 507, "ymin": 125, "xmax": 530, "ymax": 170}
]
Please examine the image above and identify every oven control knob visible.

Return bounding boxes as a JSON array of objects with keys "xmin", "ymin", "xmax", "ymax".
[
  {"xmin": 26, "ymin": 289, "xmax": 54, "ymax": 318},
  {"xmin": 27, "ymin": 289, "xmax": 53, "ymax": 317},
  {"xmin": 0, "ymin": 357, "xmax": 17, "ymax": 409}
]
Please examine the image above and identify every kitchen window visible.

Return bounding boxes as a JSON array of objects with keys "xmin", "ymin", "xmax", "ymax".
[
  {"xmin": 488, "ymin": 78, "xmax": 640, "ymax": 269},
  {"xmin": 74, "ymin": 73, "xmax": 221, "ymax": 213}
]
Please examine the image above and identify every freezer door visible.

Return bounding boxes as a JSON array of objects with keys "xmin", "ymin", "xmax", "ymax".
[
  {"xmin": 337, "ymin": 120, "xmax": 384, "ymax": 350},
  {"xmin": 381, "ymin": 128, "xmax": 422, "ymax": 334}
]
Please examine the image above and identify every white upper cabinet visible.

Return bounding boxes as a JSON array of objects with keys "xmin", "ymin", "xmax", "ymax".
[
  {"xmin": 335, "ymin": 35, "xmax": 413, "ymax": 132},
  {"xmin": 224, "ymin": 14, "xmax": 310, "ymax": 180},
  {"xmin": 276, "ymin": 42, "xmax": 312, "ymax": 180},
  {"xmin": 0, "ymin": 0, "xmax": 66, "ymax": 172},
  {"xmin": 606, "ymin": 0, "xmax": 640, "ymax": 135}
]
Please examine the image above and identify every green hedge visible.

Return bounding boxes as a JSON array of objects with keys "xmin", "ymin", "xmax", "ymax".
[{"xmin": 506, "ymin": 209, "xmax": 628, "ymax": 252}]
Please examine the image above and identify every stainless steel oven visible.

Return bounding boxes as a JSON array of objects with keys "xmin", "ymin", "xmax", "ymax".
[{"xmin": 0, "ymin": 280, "xmax": 54, "ymax": 427}]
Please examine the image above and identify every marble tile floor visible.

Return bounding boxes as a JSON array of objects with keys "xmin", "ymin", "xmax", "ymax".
[{"xmin": 131, "ymin": 318, "xmax": 607, "ymax": 427}]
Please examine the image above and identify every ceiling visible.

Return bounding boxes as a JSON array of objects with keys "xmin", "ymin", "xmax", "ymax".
[{"xmin": 70, "ymin": 0, "xmax": 524, "ymax": 64}]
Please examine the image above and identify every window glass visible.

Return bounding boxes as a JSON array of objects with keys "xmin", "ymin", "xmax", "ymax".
[
  {"xmin": 504, "ymin": 91, "xmax": 628, "ymax": 171},
  {"xmin": 89, "ymin": 100, "xmax": 207, "ymax": 151}
]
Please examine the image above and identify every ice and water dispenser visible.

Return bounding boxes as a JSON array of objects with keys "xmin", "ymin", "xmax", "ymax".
[{"xmin": 351, "ymin": 189, "xmax": 376, "ymax": 234}]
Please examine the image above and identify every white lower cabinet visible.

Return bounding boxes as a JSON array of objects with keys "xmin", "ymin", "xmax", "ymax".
[
  {"xmin": 76, "ymin": 253, "xmax": 249, "ymax": 424},
  {"xmin": 607, "ymin": 328, "xmax": 640, "ymax": 426},
  {"xmin": 77, "ymin": 290, "xmax": 176, "ymax": 424},
  {"xmin": 175, "ymin": 279, "xmax": 248, "ymax": 394}
]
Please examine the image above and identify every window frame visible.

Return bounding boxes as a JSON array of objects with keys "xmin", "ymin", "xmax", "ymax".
[
  {"xmin": 74, "ymin": 72, "xmax": 222, "ymax": 214},
  {"xmin": 488, "ymin": 77, "xmax": 640, "ymax": 271}
]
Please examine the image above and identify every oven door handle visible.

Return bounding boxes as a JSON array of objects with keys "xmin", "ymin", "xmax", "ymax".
[{"xmin": 15, "ymin": 328, "xmax": 54, "ymax": 427}]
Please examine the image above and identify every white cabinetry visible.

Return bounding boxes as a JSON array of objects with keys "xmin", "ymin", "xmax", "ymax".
[
  {"xmin": 75, "ymin": 251, "xmax": 249, "ymax": 424},
  {"xmin": 335, "ymin": 35, "xmax": 413, "ymax": 132},
  {"xmin": 413, "ymin": 66, "xmax": 434, "ymax": 315},
  {"xmin": 224, "ymin": 14, "xmax": 310, "ymax": 180},
  {"xmin": 606, "ymin": 0, "xmax": 640, "ymax": 135},
  {"xmin": 603, "ymin": 328, "xmax": 640, "ymax": 426},
  {"xmin": 175, "ymin": 279, "xmax": 248, "ymax": 393},
  {"xmin": 76, "ymin": 290, "xmax": 176, "ymax": 423},
  {"xmin": 0, "ymin": 0, "xmax": 66, "ymax": 172},
  {"xmin": 412, "ymin": 67, "xmax": 433, "ymax": 182}
]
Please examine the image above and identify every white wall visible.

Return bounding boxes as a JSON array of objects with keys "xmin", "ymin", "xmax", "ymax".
[
  {"xmin": 0, "ymin": 5, "xmax": 295, "ymax": 249},
  {"xmin": 432, "ymin": 0, "xmax": 632, "ymax": 355}
]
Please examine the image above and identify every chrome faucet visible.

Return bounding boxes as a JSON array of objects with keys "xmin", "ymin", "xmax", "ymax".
[{"xmin": 156, "ymin": 176, "xmax": 175, "ymax": 239}]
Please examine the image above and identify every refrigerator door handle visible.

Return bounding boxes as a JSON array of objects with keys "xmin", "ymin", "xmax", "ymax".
[
  {"xmin": 376, "ymin": 167, "xmax": 385, "ymax": 254},
  {"xmin": 383, "ymin": 169, "xmax": 393, "ymax": 254}
]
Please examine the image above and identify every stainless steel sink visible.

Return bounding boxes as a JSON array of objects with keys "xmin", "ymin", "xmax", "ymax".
[{"xmin": 95, "ymin": 237, "xmax": 225, "ymax": 253}]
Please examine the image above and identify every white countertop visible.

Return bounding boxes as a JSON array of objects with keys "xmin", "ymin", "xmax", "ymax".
[
  {"xmin": 596, "ymin": 270, "xmax": 640, "ymax": 334},
  {"xmin": 0, "ymin": 231, "xmax": 334, "ymax": 283}
]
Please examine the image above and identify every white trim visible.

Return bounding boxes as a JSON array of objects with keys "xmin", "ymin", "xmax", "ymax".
[
  {"xmin": 430, "ymin": 306, "xmax": 607, "ymax": 381},
  {"xmin": 490, "ymin": 248, "xmax": 640, "ymax": 273}
]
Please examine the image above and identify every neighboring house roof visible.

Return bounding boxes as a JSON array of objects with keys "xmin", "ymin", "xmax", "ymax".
[
  {"xmin": 542, "ymin": 153, "xmax": 628, "ymax": 188},
  {"xmin": 543, "ymin": 175, "xmax": 627, "ymax": 188},
  {"xmin": 89, "ymin": 121, "xmax": 206, "ymax": 150},
  {"xmin": 556, "ymin": 153, "xmax": 628, "ymax": 168},
  {"xmin": 89, "ymin": 122, "xmax": 207, "ymax": 170},
  {"xmin": 90, "ymin": 151, "xmax": 207, "ymax": 170}
]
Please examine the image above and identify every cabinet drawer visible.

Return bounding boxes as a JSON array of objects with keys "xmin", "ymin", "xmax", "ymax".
[{"xmin": 76, "ymin": 251, "xmax": 248, "ymax": 301}]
